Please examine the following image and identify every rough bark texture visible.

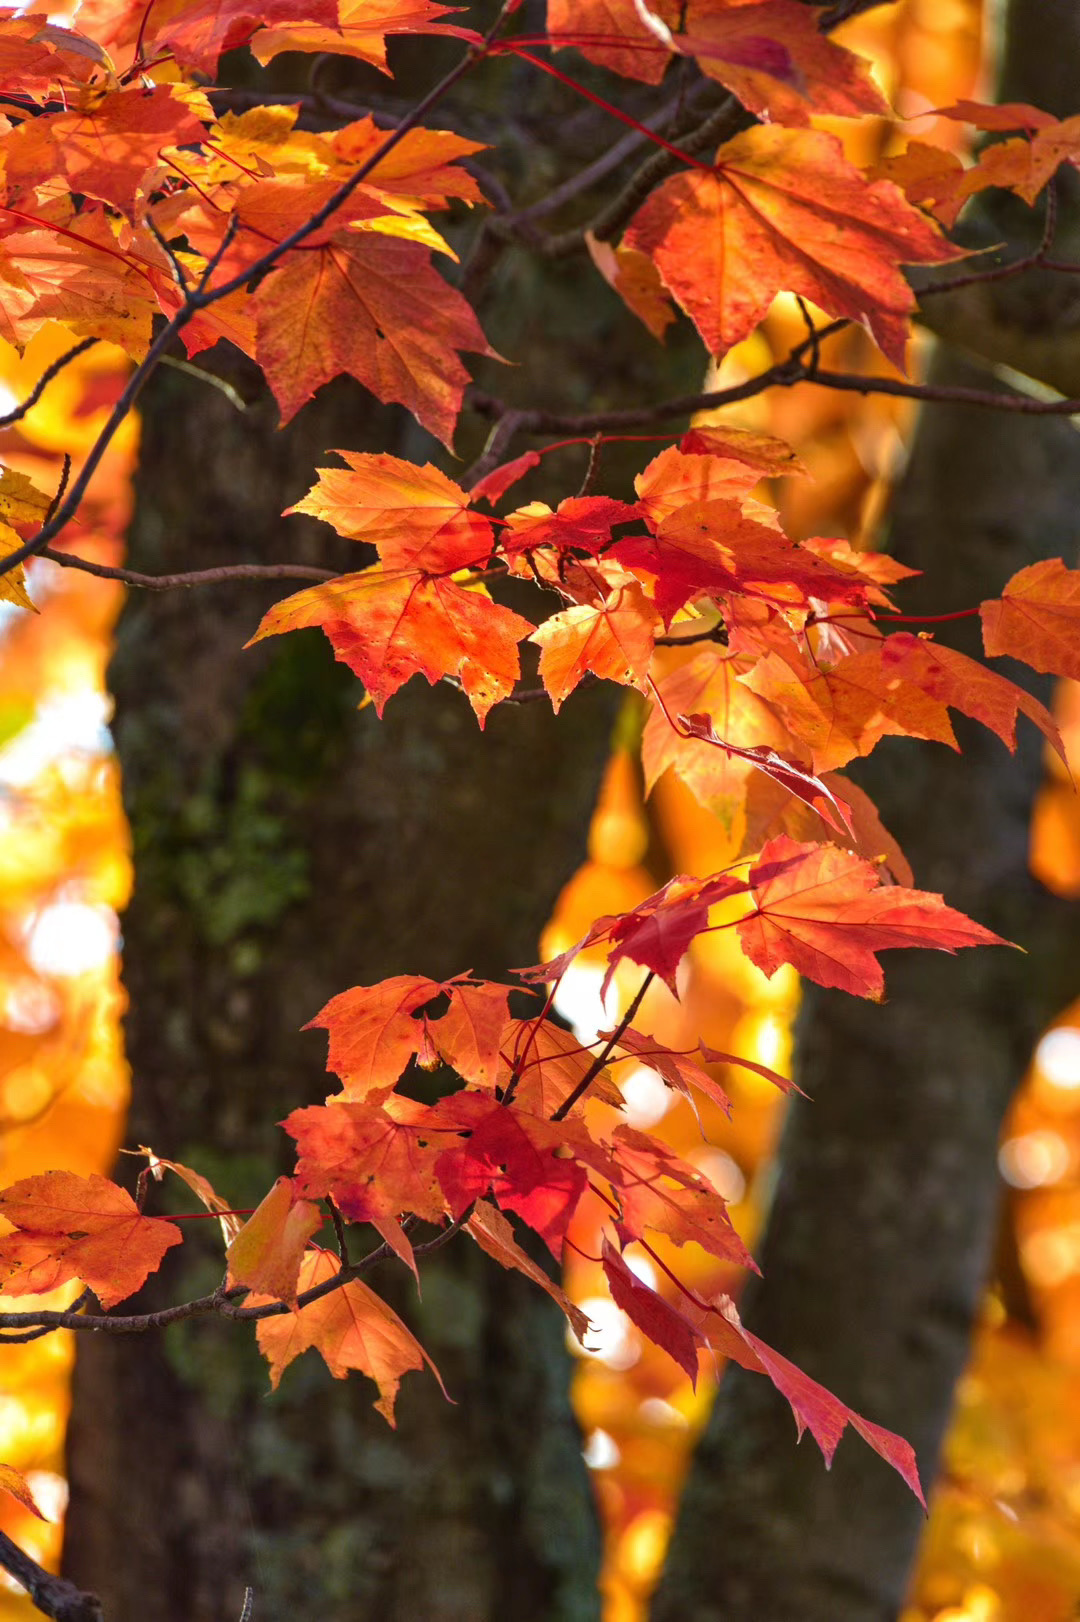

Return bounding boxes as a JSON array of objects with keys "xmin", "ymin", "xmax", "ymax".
[
  {"xmin": 60, "ymin": 357, "xmax": 616, "ymax": 1622},
  {"xmin": 653, "ymin": 6, "xmax": 1080, "ymax": 1618}
]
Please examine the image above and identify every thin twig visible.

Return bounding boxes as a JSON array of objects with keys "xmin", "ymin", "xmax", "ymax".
[
  {"xmin": 39, "ymin": 549, "xmax": 337, "ymax": 591},
  {"xmin": 552, "ymin": 972, "xmax": 655, "ymax": 1122},
  {"xmin": 0, "ymin": 339, "xmax": 96, "ymax": 430}
]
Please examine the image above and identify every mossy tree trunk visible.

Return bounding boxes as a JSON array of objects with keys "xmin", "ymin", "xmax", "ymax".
[{"xmin": 653, "ymin": 5, "xmax": 1080, "ymax": 1619}]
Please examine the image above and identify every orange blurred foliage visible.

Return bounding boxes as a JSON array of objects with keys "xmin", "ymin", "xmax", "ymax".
[{"xmin": 0, "ymin": 325, "xmax": 133, "ymax": 1614}]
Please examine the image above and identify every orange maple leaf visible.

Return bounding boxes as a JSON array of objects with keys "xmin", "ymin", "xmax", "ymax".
[
  {"xmin": 249, "ymin": 566, "xmax": 533, "ymax": 724},
  {"xmin": 251, "ymin": 0, "xmax": 465, "ymax": 70},
  {"xmin": 608, "ymin": 1125, "xmax": 755, "ymax": 1268},
  {"xmin": 253, "ymin": 232, "xmax": 496, "ymax": 444},
  {"xmin": 2, "ymin": 86, "xmax": 206, "ymax": 220},
  {"xmin": 679, "ymin": 0, "xmax": 886, "ymax": 126},
  {"xmin": 0, "ymin": 1464, "xmax": 46, "ymax": 1521},
  {"xmin": 287, "ymin": 451, "xmax": 493, "ymax": 572},
  {"xmin": 530, "ymin": 581, "xmax": 658, "ymax": 711},
  {"xmin": 736, "ymin": 835, "xmax": 1009, "ymax": 999},
  {"xmin": 623, "ymin": 126, "xmax": 958, "ymax": 369},
  {"xmin": 226, "ymin": 1177, "xmax": 323, "ymax": 1306},
  {"xmin": 304, "ymin": 974, "xmax": 443, "ymax": 1098},
  {"xmin": 253, "ymin": 1247, "xmax": 446, "ymax": 1423},
  {"xmin": 981, "ymin": 559, "xmax": 1080, "ymax": 681},
  {"xmin": 287, "ymin": 1097, "xmax": 449, "ymax": 1227},
  {"xmin": 466, "ymin": 1199, "xmax": 591, "ymax": 1342},
  {"xmin": 0, "ymin": 1171, "xmax": 182, "ymax": 1308}
]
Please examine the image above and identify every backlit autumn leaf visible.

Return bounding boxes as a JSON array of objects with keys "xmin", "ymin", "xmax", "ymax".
[
  {"xmin": 466, "ymin": 1199, "xmax": 591, "ymax": 1342},
  {"xmin": 530, "ymin": 581, "xmax": 658, "ymax": 711},
  {"xmin": 623, "ymin": 126, "xmax": 958, "ymax": 369},
  {"xmin": 0, "ymin": 1464, "xmax": 46, "ymax": 1520},
  {"xmin": 253, "ymin": 232, "xmax": 496, "ymax": 443},
  {"xmin": 253, "ymin": 1247, "xmax": 446, "ymax": 1423},
  {"xmin": 248, "ymin": 566, "xmax": 533, "ymax": 724},
  {"xmin": 226, "ymin": 1177, "xmax": 322, "ymax": 1305},
  {"xmin": 737, "ymin": 835, "xmax": 1009, "ymax": 999},
  {"xmin": 287, "ymin": 451, "xmax": 493, "ymax": 573},
  {"xmin": 981, "ymin": 559, "xmax": 1080, "ymax": 681},
  {"xmin": 305, "ymin": 974, "xmax": 443, "ymax": 1098},
  {"xmin": 0, "ymin": 1170, "xmax": 182, "ymax": 1308}
]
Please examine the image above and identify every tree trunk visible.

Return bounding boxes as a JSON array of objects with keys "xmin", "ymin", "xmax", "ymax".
[
  {"xmin": 654, "ymin": 5, "xmax": 1080, "ymax": 1617},
  {"xmin": 60, "ymin": 356, "xmax": 614, "ymax": 1622}
]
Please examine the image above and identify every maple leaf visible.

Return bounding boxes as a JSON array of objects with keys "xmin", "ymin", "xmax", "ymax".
[
  {"xmin": 584, "ymin": 230, "xmax": 676, "ymax": 340},
  {"xmin": 600, "ymin": 1237, "xmax": 703, "ymax": 1386},
  {"xmin": 608, "ymin": 1126, "xmax": 755, "ymax": 1268},
  {"xmin": 426, "ymin": 980, "xmax": 511, "ymax": 1090},
  {"xmin": 287, "ymin": 452, "xmax": 493, "ymax": 572},
  {"xmin": 613, "ymin": 498, "xmax": 867, "ymax": 625},
  {"xmin": 0, "ymin": 208, "xmax": 158, "ymax": 358},
  {"xmin": 981, "ymin": 559, "xmax": 1080, "ymax": 680},
  {"xmin": 253, "ymin": 1247, "xmax": 446, "ymax": 1423},
  {"xmin": 248, "ymin": 567, "xmax": 533, "ymax": 725},
  {"xmin": 623, "ymin": 126, "xmax": 958, "ymax": 369},
  {"xmin": 688, "ymin": 1291, "xmax": 924, "ymax": 1500},
  {"xmin": 500, "ymin": 495, "xmax": 640, "ymax": 558},
  {"xmin": 643, "ymin": 647, "xmax": 795, "ymax": 839},
  {"xmin": 677, "ymin": 710, "xmax": 855, "ymax": 837},
  {"xmin": 878, "ymin": 632, "xmax": 1065, "ymax": 764},
  {"xmin": 0, "ymin": 467, "xmax": 51, "ymax": 611},
  {"xmin": 0, "ymin": 1464, "xmax": 45, "ymax": 1520},
  {"xmin": 0, "ymin": 1171, "xmax": 182, "ymax": 1308},
  {"xmin": 466, "ymin": 1199, "xmax": 590, "ymax": 1342},
  {"xmin": 331, "ymin": 117, "xmax": 488, "ymax": 213},
  {"xmin": 253, "ymin": 232, "xmax": 496, "ymax": 444},
  {"xmin": 874, "ymin": 141, "xmax": 969, "ymax": 229},
  {"xmin": 469, "ymin": 451, "xmax": 543, "ymax": 507},
  {"xmin": 943, "ymin": 110, "xmax": 1080, "ymax": 211},
  {"xmin": 429, "ymin": 1092, "xmax": 587, "ymax": 1255},
  {"xmin": 2, "ymin": 87, "xmax": 206, "ymax": 220},
  {"xmin": 678, "ymin": 425, "xmax": 807, "ymax": 480},
  {"xmin": 635, "ymin": 445, "xmax": 778, "ymax": 526},
  {"xmin": 530, "ymin": 581, "xmax": 658, "ymax": 711},
  {"xmin": 603, "ymin": 870, "xmax": 749, "ymax": 993},
  {"xmin": 251, "ymin": 0, "xmax": 467, "ymax": 69},
  {"xmin": 546, "ymin": 0, "xmax": 676, "ymax": 84},
  {"xmin": 743, "ymin": 769, "xmax": 915, "ymax": 890},
  {"xmin": 607, "ymin": 1024, "xmax": 734, "ymax": 1116},
  {"xmin": 497, "ymin": 1016, "xmax": 623, "ymax": 1115},
  {"xmin": 139, "ymin": 0, "xmax": 339, "ymax": 75},
  {"xmin": 736, "ymin": 835, "xmax": 1009, "ymax": 999},
  {"xmin": 135, "ymin": 1147, "xmax": 244, "ymax": 1245},
  {"xmin": 287, "ymin": 1096, "xmax": 449, "ymax": 1228},
  {"xmin": 739, "ymin": 641, "xmax": 950, "ymax": 772},
  {"xmin": 0, "ymin": 14, "xmax": 101, "ymax": 102},
  {"xmin": 225, "ymin": 1177, "xmax": 323, "ymax": 1306},
  {"xmin": 304, "ymin": 974, "xmax": 443, "ymax": 1098},
  {"xmin": 678, "ymin": 0, "xmax": 886, "ymax": 126}
]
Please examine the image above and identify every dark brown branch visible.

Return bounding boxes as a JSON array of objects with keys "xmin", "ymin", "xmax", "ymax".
[
  {"xmin": 0, "ymin": 1531, "xmax": 103, "ymax": 1622},
  {"xmin": 467, "ymin": 334, "xmax": 1080, "ymax": 453},
  {"xmin": 0, "ymin": 1220, "xmax": 467, "ymax": 1335},
  {"xmin": 39, "ymin": 548, "xmax": 337, "ymax": 591}
]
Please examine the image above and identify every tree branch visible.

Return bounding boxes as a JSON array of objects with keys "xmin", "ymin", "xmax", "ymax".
[
  {"xmin": 39, "ymin": 549, "xmax": 338, "ymax": 591},
  {"xmin": 0, "ymin": 1531, "xmax": 103, "ymax": 1622}
]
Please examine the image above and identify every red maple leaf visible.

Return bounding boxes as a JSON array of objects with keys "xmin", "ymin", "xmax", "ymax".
[{"xmin": 737, "ymin": 835, "xmax": 1009, "ymax": 999}]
